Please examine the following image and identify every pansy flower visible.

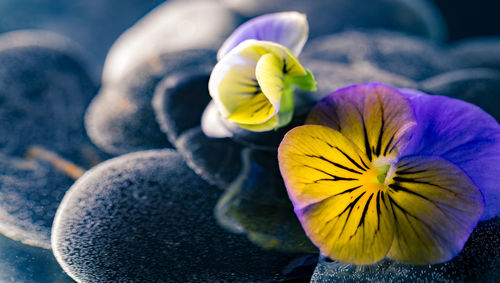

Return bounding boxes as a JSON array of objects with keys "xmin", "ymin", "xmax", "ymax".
[
  {"xmin": 207, "ymin": 12, "xmax": 317, "ymax": 132},
  {"xmin": 278, "ymin": 83, "xmax": 500, "ymax": 265}
]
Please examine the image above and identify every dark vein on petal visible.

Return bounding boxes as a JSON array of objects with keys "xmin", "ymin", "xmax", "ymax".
[
  {"xmin": 336, "ymin": 191, "xmax": 367, "ymax": 240},
  {"xmin": 383, "ymin": 135, "xmax": 395, "ymax": 156},
  {"xmin": 376, "ymin": 190, "xmax": 382, "ymax": 232},
  {"xmin": 395, "ymin": 169, "xmax": 428, "ymax": 175},
  {"xmin": 362, "ymin": 117, "xmax": 373, "ymax": 161},
  {"xmin": 375, "ymin": 98, "xmax": 385, "ymax": 157},
  {"xmin": 333, "ymin": 185, "xmax": 363, "ymax": 196},
  {"xmin": 302, "ymin": 165, "xmax": 358, "ymax": 181},
  {"xmin": 389, "ymin": 195, "xmax": 430, "ymax": 251},
  {"xmin": 304, "ymin": 154, "xmax": 363, "ymax": 174},
  {"xmin": 334, "ymin": 147, "xmax": 368, "ymax": 172},
  {"xmin": 388, "ymin": 183, "xmax": 431, "ymax": 202},
  {"xmin": 249, "ymin": 102, "xmax": 272, "ymax": 117},
  {"xmin": 387, "ymin": 194, "xmax": 449, "ymax": 245},
  {"xmin": 392, "ymin": 177, "xmax": 458, "ymax": 195}
]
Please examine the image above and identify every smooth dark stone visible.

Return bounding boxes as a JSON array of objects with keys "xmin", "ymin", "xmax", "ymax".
[
  {"xmin": 219, "ymin": 0, "xmax": 447, "ymax": 41},
  {"xmin": 176, "ymin": 127, "xmax": 244, "ymax": 189},
  {"xmin": 152, "ymin": 67, "xmax": 212, "ymax": 145},
  {"xmin": 299, "ymin": 59, "xmax": 418, "ymax": 101},
  {"xmin": 419, "ymin": 68, "xmax": 500, "ymax": 121},
  {"xmin": 0, "ymin": 234, "xmax": 73, "ymax": 282},
  {"xmin": 300, "ymin": 30, "xmax": 458, "ymax": 81},
  {"xmin": 216, "ymin": 148, "xmax": 317, "ymax": 253},
  {"xmin": 0, "ymin": 0, "xmax": 166, "ymax": 78},
  {"xmin": 102, "ymin": 0, "xmax": 240, "ymax": 84},
  {"xmin": 85, "ymin": 49, "xmax": 216, "ymax": 155},
  {"xmin": 0, "ymin": 32, "xmax": 105, "ymax": 168},
  {"xmin": 311, "ymin": 216, "xmax": 500, "ymax": 282},
  {"xmin": 450, "ymin": 37, "xmax": 500, "ymax": 70},
  {"xmin": 0, "ymin": 154, "xmax": 74, "ymax": 249},
  {"xmin": 52, "ymin": 149, "xmax": 312, "ymax": 282}
]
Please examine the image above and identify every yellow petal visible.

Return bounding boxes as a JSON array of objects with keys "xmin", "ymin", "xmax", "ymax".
[
  {"xmin": 279, "ymin": 125, "xmax": 371, "ymax": 209},
  {"xmin": 234, "ymin": 40, "xmax": 307, "ymax": 77},
  {"xmin": 255, "ymin": 52, "xmax": 284, "ymax": 111},
  {"xmin": 234, "ymin": 115, "xmax": 279, "ymax": 132},
  {"xmin": 214, "ymin": 64, "xmax": 259, "ymax": 117},
  {"xmin": 227, "ymin": 92, "xmax": 275, "ymax": 125},
  {"xmin": 209, "ymin": 40, "xmax": 307, "ymax": 123},
  {"xmin": 278, "ymin": 125, "xmax": 394, "ymax": 265},
  {"xmin": 307, "ymin": 83, "xmax": 416, "ymax": 160},
  {"xmin": 386, "ymin": 156, "xmax": 483, "ymax": 264},
  {"xmin": 299, "ymin": 186, "xmax": 394, "ymax": 265}
]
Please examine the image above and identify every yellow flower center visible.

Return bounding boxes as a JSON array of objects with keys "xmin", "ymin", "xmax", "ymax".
[{"xmin": 359, "ymin": 157, "xmax": 396, "ymax": 195}]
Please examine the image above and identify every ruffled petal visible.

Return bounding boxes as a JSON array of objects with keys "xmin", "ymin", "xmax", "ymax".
[
  {"xmin": 209, "ymin": 58, "xmax": 258, "ymax": 117},
  {"xmin": 386, "ymin": 156, "xmax": 483, "ymax": 264},
  {"xmin": 209, "ymin": 40, "xmax": 309, "ymax": 131},
  {"xmin": 217, "ymin": 11, "xmax": 308, "ymax": 60},
  {"xmin": 400, "ymin": 88, "xmax": 500, "ymax": 220},
  {"xmin": 307, "ymin": 83, "xmax": 417, "ymax": 160}
]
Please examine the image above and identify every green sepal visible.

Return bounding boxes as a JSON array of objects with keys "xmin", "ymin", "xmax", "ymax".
[{"xmin": 292, "ymin": 69, "xmax": 317, "ymax": 91}]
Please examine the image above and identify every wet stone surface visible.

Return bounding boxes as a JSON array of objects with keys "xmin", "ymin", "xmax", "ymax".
[
  {"xmin": 176, "ymin": 127, "xmax": 244, "ymax": 189},
  {"xmin": 0, "ymin": 0, "xmax": 166, "ymax": 77},
  {"xmin": 52, "ymin": 149, "xmax": 313, "ymax": 282},
  {"xmin": 102, "ymin": 0, "xmax": 240, "ymax": 84},
  {"xmin": 301, "ymin": 30, "xmax": 457, "ymax": 81},
  {"xmin": 0, "ymin": 234, "xmax": 73, "ymax": 282},
  {"xmin": 299, "ymin": 59, "xmax": 418, "ymax": 101},
  {"xmin": 0, "ymin": 34, "xmax": 103, "ymax": 168},
  {"xmin": 152, "ymin": 67, "xmax": 213, "ymax": 145},
  {"xmin": 450, "ymin": 37, "xmax": 500, "ymax": 71},
  {"xmin": 0, "ymin": 32, "xmax": 108, "ymax": 250},
  {"xmin": 219, "ymin": 0, "xmax": 446, "ymax": 41},
  {"xmin": 215, "ymin": 148, "xmax": 317, "ymax": 253},
  {"xmin": 85, "ymin": 49, "xmax": 216, "ymax": 155},
  {"xmin": 0, "ymin": 154, "xmax": 74, "ymax": 249}
]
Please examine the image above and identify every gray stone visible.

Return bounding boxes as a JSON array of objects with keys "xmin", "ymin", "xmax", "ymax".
[
  {"xmin": 176, "ymin": 127, "xmax": 244, "ymax": 189},
  {"xmin": 52, "ymin": 149, "xmax": 312, "ymax": 282},
  {"xmin": 219, "ymin": 0, "xmax": 446, "ymax": 41},
  {"xmin": 0, "ymin": 154, "xmax": 74, "ymax": 249},
  {"xmin": 0, "ymin": 31, "xmax": 105, "ymax": 168},
  {"xmin": 450, "ymin": 37, "xmax": 500, "ymax": 71},
  {"xmin": 300, "ymin": 59, "xmax": 417, "ymax": 101},
  {"xmin": 152, "ymin": 67, "xmax": 213, "ymax": 144},
  {"xmin": 0, "ymin": 233, "xmax": 73, "ymax": 282},
  {"xmin": 215, "ymin": 148, "xmax": 317, "ymax": 253},
  {"xmin": 102, "ymin": 0, "xmax": 240, "ymax": 85},
  {"xmin": 85, "ymin": 49, "xmax": 216, "ymax": 155},
  {"xmin": 301, "ymin": 30, "xmax": 457, "ymax": 81},
  {"xmin": 0, "ymin": 0, "xmax": 166, "ymax": 78}
]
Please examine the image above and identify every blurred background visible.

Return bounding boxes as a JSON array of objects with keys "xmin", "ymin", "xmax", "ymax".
[{"xmin": 0, "ymin": 0, "xmax": 498, "ymax": 77}]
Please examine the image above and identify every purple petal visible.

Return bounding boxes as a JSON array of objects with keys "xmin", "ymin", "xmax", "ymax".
[
  {"xmin": 400, "ymin": 88, "xmax": 500, "ymax": 220},
  {"xmin": 306, "ymin": 83, "xmax": 417, "ymax": 160},
  {"xmin": 217, "ymin": 11, "xmax": 308, "ymax": 60}
]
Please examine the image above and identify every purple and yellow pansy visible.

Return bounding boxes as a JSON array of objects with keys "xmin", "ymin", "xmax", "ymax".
[
  {"xmin": 278, "ymin": 83, "xmax": 500, "ymax": 265},
  {"xmin": 207, "ymin": 11, "xmax": 317, "ymax": 132}
]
